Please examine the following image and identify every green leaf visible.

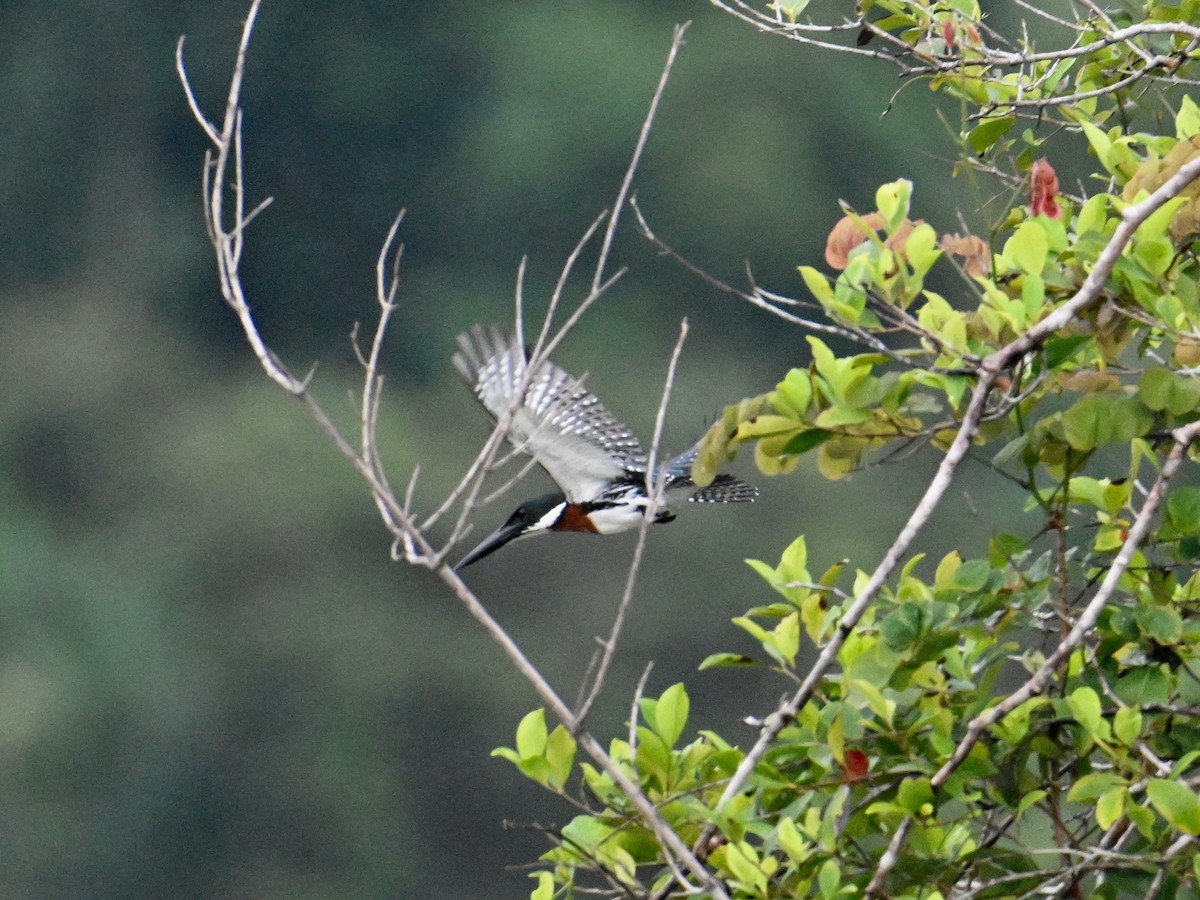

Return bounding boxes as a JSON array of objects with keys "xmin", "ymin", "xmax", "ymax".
[
  {"xmin": 1115, "ymin": 667, "xmax": 1170, "ymax": 705},
  {"xmin": 1043, "ymin": 334, "xmax": 1094, "ymax": 369},
  {"xmin": 897, "ymin": 777, "xmax": 935, "ymax": 816},
  {"xmin": 1005, "ymin": 221, "xmax": 1049, "ymax": 274},
  {"xmin": 1136, "ymin": 604, "xmax": 1183, "ymax": 644},
  {"xmin": 1113, "ymin": 705, "xmax": 1143, "ymax": 746},
  {"xmin": 1075, "ymin": 192, "xmax": 1112, "ymax": 236},
  {"xmin": 849, "ymin": 678, "xmax": 896, "ymax": 728},
  {"xmin": 714, "ymin": 841, "xmax": 765, "ymax": 892},
  {"xmin": 530, "ymin": 870, "xmax": 554, "ymax": 900},
  {"xmin": 1127, "ymin": 794, "xmax": 1157, "ymax": 839},
  {"xmin": 876, "ymin": 178, "xmax": 913, "ymax": 231},
  {"xmin": 1067, "ymin": 686, "xmax": 1104, "ymax": 736},
  {"xmin": 654, "ymin": 683, "xmax": 689, "ymax": 749},
  {"xmin": 1077, "ymin": 120, "xmax": 1115, "ymax": 175},
  {"xmin": 769, "ymin": 0, "xmax": 811, "ymax": 21},
  {"xmin": 933, "ymin": 550, "xmax": 962, "ymax": 590},
  {"xmin": 1068, "ymin": 772, "xmax": 1125, "ymax": 803},
  {"xmin": 904, "ymin": 222, "xmax": 941, "ymax": 277},
  {"xmin": 1096, "ymin": 786, "xmax": 1126, "ymax": 829},
  {"xmin": 1017, "ymin": 789, "xmax": 1047, "ymax": 817},
  {"xmin": 635, "ymin": 726, "xmax": 672, "ymax": 789},
  {"xmin": 799, "ymin": 265, "xmax": 836, "ymax": 305},
  {"xmin": 782, "ymin": 428, "xmax": 833, "ymax": 454},
  {"xmin": 1167, "ymin": 487, "xmax": 1200, "ymax": 536},
  {"xmin": 1140, "ymin": 367, "xmax": 1200, "ymax": 415},
  {"xmin": 1178, "ymin": 95, "xmax": 1200, "ymax": 139},
  {"xmin": 733, "ymin": 616, "xmax": 770, "ymax": 644},
  {"xmin": 774, "ymin": 369, "xmax": 813, "ymax": 417},
  {"xmin": 1147, "ymin": 779, "xmax": 1200, "ymax": 835},
  {"xmin": 994, "ymin": 697, "xmax": 1048, "ymax": 745},
  {"xmin": 776, "ymin": 817, "xmax": 812, "ymax": 864},
  {"xmin": 1062, "ymin": 392, "xmax": 1152, "ymax": 451},
  {"xmin": 818, "ymin": 858, "xmax": 841, "ymax": 899},
  {"xmin": 699, "ymin": 652, "xmax": 757, "ymax": 670},
  {"xmin": 881, "ymin": 604, "xmax": 923, "ymax": 650},
  {"xmin": 780, "ymin": 535, "xmax": 810, "ymax": 582},
  {"xmin": 966, "ymin": 115, "xmax": 1015, "ymax": 155},
  {"xmin": 952, "ymin": 559, "xmax": 991, "ymax": 592},
  {"xmin": 544, "ymin": 725, "xmax": 577, "ymax": 791},
  {"xmin": 516, "ymin": 708, "xmax": 548, "ymax": 759},
  {"xmin": 772, "ymin": 612, "xmax": 801, "ymax": 667},
  {"xmin": 735, "ymin": 414, "xmax": 801, "ymax": 440}
]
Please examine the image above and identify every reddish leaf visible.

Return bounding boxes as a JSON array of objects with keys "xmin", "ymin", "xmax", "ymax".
[
  {"xmin": 825, "ymin": 212, "xmax": 885, "ymax": 269},
  {"xmin": 940, "ymin": 232, "xmax": 991, "ymax": 277},
  {"xmin": 842, "ymin": 748, "xmax": 870, "ymax": 781},
  {"xmin": 941, "ymin": 19, "xmax": 956, "ymax": 51},
  {"xmin": 1030, "ymin": 158, "xmax": 1062, "ymax": 219}
]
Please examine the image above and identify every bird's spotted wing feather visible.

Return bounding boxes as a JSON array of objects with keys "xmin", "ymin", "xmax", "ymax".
[
  {"xmin": 661, "ymin": 440, "xmax": 759, "ymax": 503},
  {"xmin": 454, "ymin": 325, "xmax": 647, "ymax": 502}
]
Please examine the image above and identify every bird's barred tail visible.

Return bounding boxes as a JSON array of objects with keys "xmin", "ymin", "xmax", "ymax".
[{"xmin": 689, "ymin": 475, "xmax": 759, "ymax": 504}]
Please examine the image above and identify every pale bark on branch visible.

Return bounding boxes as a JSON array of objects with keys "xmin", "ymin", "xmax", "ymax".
[{"xmin": 177, "ymin": 5, "xmax": 725, "ymax": 895}]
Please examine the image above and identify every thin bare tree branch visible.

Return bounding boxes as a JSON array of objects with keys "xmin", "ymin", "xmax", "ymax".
[
  {"xmin": 575, "ymin": 319, "xmax": 690, "ymax": 723},
  {"xmin": 591, "ymin": 21, "xmax": 690, "ymax": 295},
  {"xmin": 177, "ymin": 7, "xmax": 728, "ymax": 895}
]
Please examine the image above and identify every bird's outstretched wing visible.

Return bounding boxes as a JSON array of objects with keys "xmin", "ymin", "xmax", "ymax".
[
  {"xmin": 454, "ymin": 325, "xmax": 648, "ymax": 502},
  {"xmin": 661, "ymin": 441, "xmax": 760, "ymax": 503}
]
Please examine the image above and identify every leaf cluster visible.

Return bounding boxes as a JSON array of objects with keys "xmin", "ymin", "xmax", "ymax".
[{"xmin": 496, "ymin": 2, "xmax": 1200, "ymax": 897}]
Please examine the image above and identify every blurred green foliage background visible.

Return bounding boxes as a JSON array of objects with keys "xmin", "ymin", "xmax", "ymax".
[{"xmin": 1, "ymin": 1, "xmax": 1034, "ymax": 896}]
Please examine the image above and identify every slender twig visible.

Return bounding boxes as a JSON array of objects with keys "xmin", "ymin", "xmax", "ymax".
[
  {"xmin": 591, "ymin": 21, "xmax": 690, "ymax": 295},
  {"xmin": 361, "ymin": 210, "xmax": 405, "ymax": 532},
  {"xmin": 631, "ymin": 198, "xmax": 895, "ymax": 353},
  {"xmin": 177, "ymin": 9, "xmax": 728, "ymax": 895},
  {"xmin": 575, "ymin": 320, "xmax": 689, "ymax": 723},
  {"xmin": 629, "ymin": 661, "xmax": 656, "ymax": 750}
]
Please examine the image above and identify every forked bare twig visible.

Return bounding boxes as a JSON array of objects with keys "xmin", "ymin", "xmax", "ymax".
[{"xmin": 176, "ymin": 6, "xmax": 727, "ymax": 895}]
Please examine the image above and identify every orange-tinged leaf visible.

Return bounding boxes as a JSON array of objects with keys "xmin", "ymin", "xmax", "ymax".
[
  {"xmin": 940, "ymin": 232, "xmax": 991, "ymax": 277},
  {"xmin": 825, "ymin": 212, "xmax": 884, "ymax": 269},
  {"xmin": 1030, "ymin": 158, "xmax": 1061, "ymax": 219}
]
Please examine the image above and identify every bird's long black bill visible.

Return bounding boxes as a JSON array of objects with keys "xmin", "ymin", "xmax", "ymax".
[{"xmin": 453, "ymin": 522, "xmax": 525, "ymax": 570}]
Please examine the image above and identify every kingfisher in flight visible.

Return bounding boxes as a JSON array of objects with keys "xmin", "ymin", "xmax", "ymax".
[{"xmin": 452, "ymin": 324, "xmax": 758, "ymax": 570}]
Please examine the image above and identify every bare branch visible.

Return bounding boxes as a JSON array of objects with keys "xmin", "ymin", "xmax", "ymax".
[
  {"xmin": 591, "ymin": 21, "xmax": 690, "ymax": 295},
  {"xmin": 178, "ymin": 7, "xmax": 727, "ymax": 894},
  {"xmin": 629, "ymin": 661, "xmax": 656, "ymax": 750},
  {"xmin": 575, "ymin": 319, "xmax": 690, "ymax": 723}
]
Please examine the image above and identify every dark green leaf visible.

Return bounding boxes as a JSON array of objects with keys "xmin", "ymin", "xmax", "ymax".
[
  {"xmin": 781, "ymin": 428, "xmax": 833, "ymax": 455},
  {"xmin": 1136, "ymin": 604, "xmax": 1183, "ymax": 644},
  {"xmin": 1062, "ymin": 393, "xmax": 1152, "ymax": 451},
  {"xmin": 967, "ymin": 116, "xmax": 1015, "ymax": 155},
  {"xmin": 1167, "ymin": 487, "xmax": 1200, "ymax": 537},
  {"xmin": 881, "ymin": 604, "xmax": 924, "ymax": 650},
  {"xmin": 1043, "ymin": 334, "xmax": 1094, "ymax": 369},
  {"xmin": 1140, "ymin": 366, "xmax": 1200, "ymax": 415},
  {"xmin": 1115, "ymin": 667, "xmax": 1170, "ymax": 705},
  {"xmin": 952, "ymin": 559, "xmax": 992, "ymax": 592}
]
